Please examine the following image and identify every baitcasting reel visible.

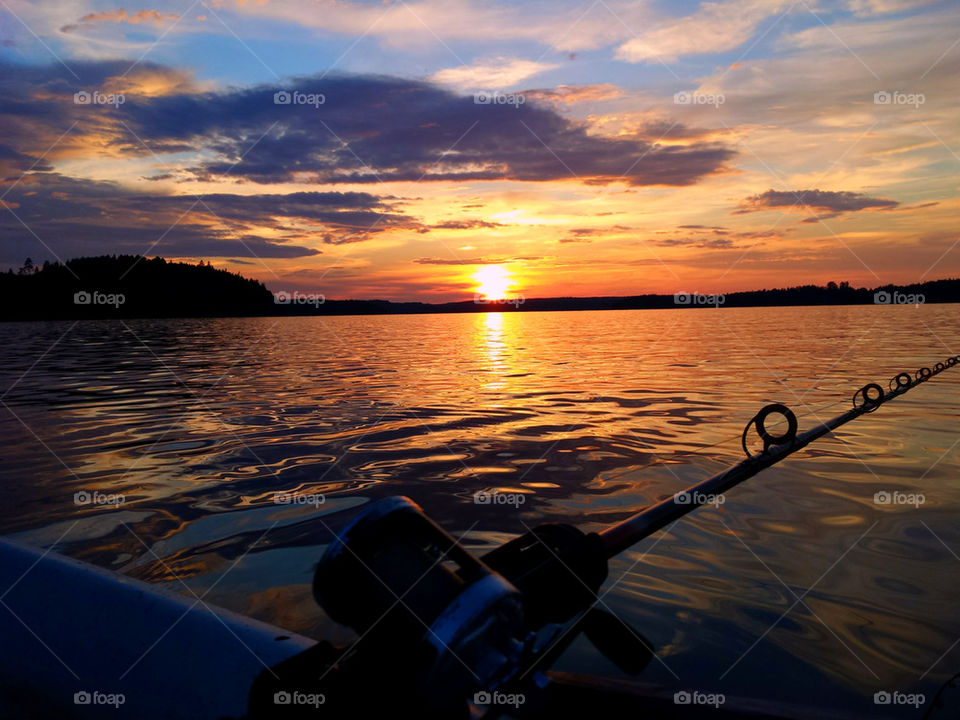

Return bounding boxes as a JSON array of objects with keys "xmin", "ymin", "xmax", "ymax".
[
  {"xmin": 249, "ymin": 496, "xmax": 642, "ymax": 718},
  {"xmin": 314, "ymin": 496, "xmax": 530, "ymax": 705}
]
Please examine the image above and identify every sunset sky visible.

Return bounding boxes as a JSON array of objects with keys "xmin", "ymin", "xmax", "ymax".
[{"xmin": 0, "ymin": 0, "xmax": 957, "ymax": 301}]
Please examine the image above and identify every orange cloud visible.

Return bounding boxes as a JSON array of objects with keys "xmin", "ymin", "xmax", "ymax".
[
  {"xmin": 523, "ymin": 83, "xmax": 621, "ymax": 106},
  {"xmin": 102, "ymin": 66, "xmax": 197, "ymax": 98},
  {"xmin": 63, "ymin": 8, "xmax": 179, "ymax": 32}
]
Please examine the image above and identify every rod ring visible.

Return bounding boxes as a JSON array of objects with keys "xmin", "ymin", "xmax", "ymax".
[
  {"xmin": 742, "ymin": 403, "xmax": 798, "ymax": 457},
  {"xmin": 853, "ymin": 383, "xmax": 884, "ymax": 412},
  {"xmin": 890, "ymin": 372, "xmax": 912, "ymax": 391}
]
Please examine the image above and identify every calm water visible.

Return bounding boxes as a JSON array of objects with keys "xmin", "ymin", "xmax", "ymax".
[{"xmin": 1, "ymin": 305, "xmax": 958, "ymax": 717}]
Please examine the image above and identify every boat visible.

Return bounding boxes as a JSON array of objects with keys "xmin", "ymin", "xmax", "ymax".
[
  {"xmin": 0, "ymin": 537, "xmax": 311, "ymax": 720},
  {"xmin": 0, "ymin": 536, "xmax": 891, "ymax": 720}
]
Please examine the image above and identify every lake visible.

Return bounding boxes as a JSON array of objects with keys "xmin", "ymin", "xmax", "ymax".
[{"xmin": 1, "ymin": 305, "xmax": 958, "ymax": 718}]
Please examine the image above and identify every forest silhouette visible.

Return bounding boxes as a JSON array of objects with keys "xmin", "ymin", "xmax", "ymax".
[{"xmin": 1, "ymin": 255, "xmax": 957, "ymax": 320}]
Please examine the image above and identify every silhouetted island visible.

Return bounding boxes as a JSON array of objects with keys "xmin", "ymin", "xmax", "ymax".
[{"xmin": 1, "ymin": 255, "xmax": 957, "ymax": 320}]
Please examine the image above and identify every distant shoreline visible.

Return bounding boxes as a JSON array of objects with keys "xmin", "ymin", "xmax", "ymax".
[
  {"xmin": 3, "ymin": 293, "xmax": 954, "ymax": 322},
  {"xmin": 4, "ymin": 301, "xmax": 956, "ymax": 324},
  {"xmin": 1, "ymin": 255, "xmax": 956, "ymax": 321}
]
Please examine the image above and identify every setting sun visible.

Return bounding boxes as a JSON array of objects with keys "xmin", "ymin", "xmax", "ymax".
[{"xmin": 473, "ymin": 265, "xmax": 512, "ymax": 300}]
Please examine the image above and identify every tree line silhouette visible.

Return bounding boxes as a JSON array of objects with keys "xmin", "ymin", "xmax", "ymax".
[
  {"xmin": 1, "ymin": 256, "xmax": 272, "ymax": 320},
  {"xmin": 1, "ymin": 255, "xmax": 957, "ymax": 320}
]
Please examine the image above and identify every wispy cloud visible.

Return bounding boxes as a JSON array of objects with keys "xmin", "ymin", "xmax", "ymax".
[
  {"xmin": 615, "ymin": 0, "xmax": 795, "ymax": 63},
  {"xmin": 431, "ymin": 58, "xmax": 557, "ymax": 89},
  {"xmin": 61, "ymin": 8, "xmax": 179, "ymax": 33}
]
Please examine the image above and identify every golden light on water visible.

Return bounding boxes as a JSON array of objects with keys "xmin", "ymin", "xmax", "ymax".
[{"xmin": 473, "ymin": 265, "xmax": 511, "ymax": 300}]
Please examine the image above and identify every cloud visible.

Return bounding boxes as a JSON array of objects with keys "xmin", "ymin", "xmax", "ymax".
[
  {"xmin": 0, "ymin": 56, "xmax": 733, "ymax": 192},
  {"xmin": 647, "ymin": 225, "xmax": 789, "ymax": 250},
  {"xmin": 135, "ymin": 191, "xmax": 416, "ymax": 230},
  {"xmin": 656, "ymin": 236, "xmax": 737, "ymax": 248},
  {"xmin": 202, "ymin": 0, "xmax": 651, "ymax": 53},
  {"xmin": 0, "ymin": 217, "xmax": 321, "ymax": 263},
  {"xmin": 0, "ymin": 59, "xmax": 199, "ymax": 178},
  {"xmin": 414, "ymin": 256, "xmax": 543, "ymax": 265},
  {"xmin": 522, "ymin": 83, "xmax": 621, "ymax": 106},
  {"xmin": 655, "ymin": 6, "xmax": 959, "ymax": 210},
  {"xmin": 427, "ymin": 219, "xmax": 502, "ymax": 230},
  {"xmin": 0, "ymin": 173, "xmax": 422, "ymax": 263},
  {"xmin": 0, "ymin": 143, "xmax": 54, "ymax": 173},
  {"xmin": 558, "ymin": 225, "xmax": 632, "ymax": 243},
  {"xmin": 627, "ymin": 119, "xmax": 717, "ymax": 142},
  {"xmin": 112, "ymin": 73, "xmax": 733, "ymax": 187},
  {"xmin": 430, "ymin": 58, "xmax": 558, "ymax": 89},
  {"xmin": 737, "ymin": 189, "xmax": 900, "ymax": 219},
  {"xmin": 62, "ymin": 8, "xmax": 179, "ymax": 32},
  {"xmin": 562, "ymin": 227, "xmax": 600, "ymax": 243},
  {"xmin": 846, "ymin": 0, "xmax": 939, "ymax": 16},
  {"xmin": 650, "ymin": 6, "xmax": 956, "ymax": 140},
  {"xmin": 615, "ymin": 0, "xmax": 794, "ymax": 63}
]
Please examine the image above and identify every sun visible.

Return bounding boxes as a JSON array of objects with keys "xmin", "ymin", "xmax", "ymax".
[{"xmin": 473, "ymin": 265, "xmax": 511, "ymax": 300}]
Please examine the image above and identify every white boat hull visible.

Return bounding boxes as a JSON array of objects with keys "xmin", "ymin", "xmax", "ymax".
[{"xmin": 0, "ymin": 538, "xmax": 313, "ymax": 719}]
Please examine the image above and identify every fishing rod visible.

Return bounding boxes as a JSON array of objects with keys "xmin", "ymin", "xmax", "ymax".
[
  {"xmin": 601, "ymin": 357, "xmax": 958, "ymax": 556},
  {"xmin": 249, "ymin": 354, "xmax": 960, "ymax": 719}
]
